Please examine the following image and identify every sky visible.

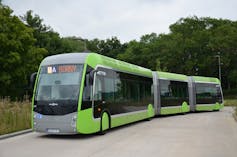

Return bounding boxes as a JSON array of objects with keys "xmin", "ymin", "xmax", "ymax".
[{"xmin": 3, "ymin": 0, "xmax": 237, "ymax": 42}]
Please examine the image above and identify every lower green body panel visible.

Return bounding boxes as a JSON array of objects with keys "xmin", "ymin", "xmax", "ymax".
[
  {"xmin": 77, "ymin": 109, "xmax": 100, "ymax": 134},
  {"xmin": 76, "ymin": 102, "xmax": 223, "ymax": 134},
  {"xmin": 77, "ymin": 104, "xmax": 155, "ymax": 134},
  {"xmin": 160, "ymin": 102, "xmax": 190, "ymax": 115},
  {"xmin": 111, "ymin": 104, "xmax": 154, "ymax": 128},
  {"xmin": 111, "ymin": 111, "xmax": 145, "ymax": 128},
  {"xmin": 195, "ymin": 103, "xmax": 223, "ymax": 111}
]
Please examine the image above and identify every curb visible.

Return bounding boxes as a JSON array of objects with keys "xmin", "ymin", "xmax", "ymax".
[
  {"xmin": 233, "ymin": 113, "xmax": 237, "ymax": 122},
  {"xmin": 0, "ymin": 129, "xmax": 32, "ymax": 140},
  {"xmin": 233, "ymin": 107, "xmax": 237, "ymax": 122}
]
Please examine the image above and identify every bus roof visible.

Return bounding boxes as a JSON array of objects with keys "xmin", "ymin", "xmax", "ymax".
[
  {"xmin": 40, "ymin": 52, "xmax": 152, "ymax": 78},
  {"xmin": 40, "ymin": 52, "xmax": 89, "ymax": 66},
  {"xmin": 157, "ymin": 71, "xmax": 188, "ymax": 81},
  {"xmin": 86, "ymin": 53, "xmax": 152, "ymax": 77},
  {"xmin": 40, "ymin": 52, "xmax": 220, "ymax": 81},
  {"xmin": 192, "ymin": 76, "xmax": 220, "ymax": 84}
]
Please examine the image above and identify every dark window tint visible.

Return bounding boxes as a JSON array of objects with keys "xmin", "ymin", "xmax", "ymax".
[
  {"xmin": 196, "ymin": 83, "xmax": 223, "ymax": 104},
  {"xmin": 34, "ymin": 100, "xmax": 78, "ymax": 115},
  {"xmin": 160, "ymin": 80, "xmax": 189, "ymax": 107},
  {"xmin": 93, "ymin": 67, "xmax": 153, "ymax": 118}
]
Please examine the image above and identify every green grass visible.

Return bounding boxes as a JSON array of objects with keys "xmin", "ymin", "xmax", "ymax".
[
  {"xmin": 0, "ymin": 97, "xmax": 31, "ymax": 135},
  {"xmin": 224, "ymin": 99, "xmax": 237, "ymax": 107}
]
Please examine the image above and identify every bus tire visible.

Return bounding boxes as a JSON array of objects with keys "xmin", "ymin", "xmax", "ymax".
[{"xmin": 99, "ymin": 112, "xmax": 110, "ymax": 135}]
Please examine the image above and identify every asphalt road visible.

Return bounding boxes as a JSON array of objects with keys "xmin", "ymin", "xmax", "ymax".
[{"xmin": 0, "ymin": 107, "xmax": 237, "ymax": 157}]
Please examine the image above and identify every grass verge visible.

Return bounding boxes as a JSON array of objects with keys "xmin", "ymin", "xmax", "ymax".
[
  {"xmin": 224, "ymin": 98, "xmax": 237, "ymax": 120},
  {"xmin": 0, "ymin": 98, "xmax": 31, "ymax": 135},
  {"xmin": 224, "ymin": 99, "xmax": 237, "ymax": 107}
]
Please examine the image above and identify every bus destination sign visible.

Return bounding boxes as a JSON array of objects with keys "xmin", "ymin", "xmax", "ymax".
[{"xmin": 47, "ymin": 65, "xmax": 77, "ymax": 74}]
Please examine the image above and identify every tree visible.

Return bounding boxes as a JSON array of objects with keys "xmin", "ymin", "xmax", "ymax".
[
  {"xmin": 21, "ymin": 10, "xmax": 62, "ymax": 55},
  {"xmin": 21, "ymin": 11, "xmax": 87, "ymax": 55},
  {"xmin": 87, "ymin": 37, "xmax": 126, "ymax": 58},
  {"xmin": 117, "ymin": 33, "xmax": 161, "ymax": 70},
  {"xmin": 156, "ymin": 17, "xmax": 237, "ymax": 89},
  {"xmin": 60, "ymin": 37, "xmax": 85, "ymax": 53},
  {"xmin": 0, "ymin": 5, "xmax": 46, "ymax": 98},
  {"xmin": 119, "ymin": 16, "xmax": 237, "ymax": 90}
]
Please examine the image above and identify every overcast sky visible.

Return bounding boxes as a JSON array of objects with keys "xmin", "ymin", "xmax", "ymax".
[{"xmin": 3, "ymin": 0, "xmax": 237, "ymax": 42}]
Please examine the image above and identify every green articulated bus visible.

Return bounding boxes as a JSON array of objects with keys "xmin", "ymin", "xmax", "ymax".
[{"xmin": 31, "ymin": 52, "xmax": 224, "ymax": 134}]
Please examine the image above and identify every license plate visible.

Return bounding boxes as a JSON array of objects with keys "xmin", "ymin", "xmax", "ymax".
[{"xmin": 47, "ymin": 128, "xmax": 60, "ymax": 133}]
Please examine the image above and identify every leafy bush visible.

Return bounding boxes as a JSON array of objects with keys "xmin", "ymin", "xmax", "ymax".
[{"xmin": 223, "ymin": 89, "xmax": 237, "ymax": 99}]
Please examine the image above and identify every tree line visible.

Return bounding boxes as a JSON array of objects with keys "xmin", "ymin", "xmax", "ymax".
[{"xmin": 0, "ymin": 3, "xmax": 237, "ymax": 98}]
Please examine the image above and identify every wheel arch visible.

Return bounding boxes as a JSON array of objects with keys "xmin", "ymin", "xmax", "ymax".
[{"xmin": 100, "ymin": 109, "xmax": 111, "ymax": 131}]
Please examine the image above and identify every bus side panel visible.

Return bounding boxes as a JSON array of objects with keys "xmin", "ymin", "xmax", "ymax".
[
  {"xmin": 160, "ymin": 102, "xmax": 190, "ymax": 115},
  {"xmin": 111, "ymin": 104, "xmax": 154, "ymax": 128},
  {"xmin": 158, "ymin": 78, "xmax": 190, "ymax": 115},
  {"xmin": 196, "ymin": 104, "xmax": 215, "ymax": 111},
  {"xmin": 111, "ymin": 111, "xmax": 147, "ymax": 128},
  {"xmin": 196, "ymin": 102, "xmax": 223, "ymax": 111},
  {"xmin": 194, "ymin": 82, "xmax": 223, "ymax": 112},
  {"xmin": 160, "ymin": 107, "xmax": 181, "ymax": 115},
  {"xmin": 90, "ymin": 65, "xmax": 155, "ymax": 129},
  {"xmin": 77, "ymin": 105, "xmax": 155, "ymax": 133}
]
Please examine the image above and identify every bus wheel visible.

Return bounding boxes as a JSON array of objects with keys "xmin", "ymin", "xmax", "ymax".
[{"xmin": 99, "ymin": 112, "xmax": 110, "ymax": 135}]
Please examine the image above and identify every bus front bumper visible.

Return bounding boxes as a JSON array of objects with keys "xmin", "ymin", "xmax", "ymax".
[{"xmin": 33, "ymin": 112, "xmax": 78, "ymax": 134}]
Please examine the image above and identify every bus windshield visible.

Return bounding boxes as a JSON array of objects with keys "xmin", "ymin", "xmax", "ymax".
[{"xmin": 35, "ymin": 64, "xmax": 84, "ymax": 101}]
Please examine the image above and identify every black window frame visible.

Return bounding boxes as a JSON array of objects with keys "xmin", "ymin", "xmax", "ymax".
[{"xmin": 81, "ymin": 65, "xmax": 94, "ymax": 110}]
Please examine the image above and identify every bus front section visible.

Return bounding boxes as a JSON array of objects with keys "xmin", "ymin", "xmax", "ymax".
[{"xmin": 33, "ymin": 64, "xmax": 84, "ymax": 134}]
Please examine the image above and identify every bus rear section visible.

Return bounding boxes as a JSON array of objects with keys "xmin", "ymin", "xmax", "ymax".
[{"xmin": 191, "ymin": 76, "xmax": 224, "ymax": 111}]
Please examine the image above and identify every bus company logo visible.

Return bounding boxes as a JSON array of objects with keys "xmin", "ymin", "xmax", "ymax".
[{"xmin": 48, "ymin": 103, "xmax": 58, "ymax": 106}]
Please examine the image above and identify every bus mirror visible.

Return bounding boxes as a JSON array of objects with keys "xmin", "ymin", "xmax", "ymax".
[
  {"xmin": 96, "ymin": 71, "xmax": 106, "ymax": 76},
  {"xmin": 89, "ymin": 70, "xmax": 97, "ymax": 85},
  {"xmin": 89, "ymin": 70, "xmax": 106, "ymax": 85},
  {"xmin": 30, "ymin": 72, "xmax": 37, "ymax": 89}
]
